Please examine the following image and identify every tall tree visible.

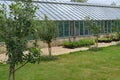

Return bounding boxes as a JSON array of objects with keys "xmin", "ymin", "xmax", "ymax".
[
  {"xmin": 0, "ymin": 0, "xmax": 41, "ymax": 80},
  {"xmin": 38, "ymin": 15, "xmax": 57, "ymax": 56}
]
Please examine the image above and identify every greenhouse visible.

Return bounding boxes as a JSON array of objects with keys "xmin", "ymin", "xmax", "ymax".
[{"xmin": 1, "ymin": 0, "xmax": 120, "ymax": 38}]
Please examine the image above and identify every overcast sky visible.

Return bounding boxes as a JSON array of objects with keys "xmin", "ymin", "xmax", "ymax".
[
  {"xmin": 87, "ymin": 0, "xmax": 120, "ymax": 5},
  {"xmin": 53, "ymin": 0, "xmax": 120, "ymax": 5}
]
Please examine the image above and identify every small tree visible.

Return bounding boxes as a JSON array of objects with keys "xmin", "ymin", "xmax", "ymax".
[
  {"xmin": 0, "ymin": 1, "xmax": 41, "ymax": 80},
  {"xmin": 115, "ymin": 19, "xmax": 120, "ymax": 39},
  {"xmin": 38, "ymin": 15, "xmax": 57, "ymax": 56},
  {"xmin": 86, "ymin": 17, "xmax": 101, "ymax": 48},
  {"xmin": 110, "ymin": 19, "xmax": 120, "ymax": 40}
]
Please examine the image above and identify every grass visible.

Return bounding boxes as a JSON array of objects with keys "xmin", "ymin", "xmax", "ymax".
[{"xmin": 0, "ymin": 45, "xmax": 120, "ymax": 80}]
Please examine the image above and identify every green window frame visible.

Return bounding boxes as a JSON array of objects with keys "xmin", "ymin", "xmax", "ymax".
[
  {"xmin": 75, "ymin": 21, "xmax": 80, "ymax": 36},
  {"xmin": 84, "ymin": 21, "xmax": 89, "ymax": 35},
  {"xmin": 96, "ymin": 21, "xmax": 103, "ymax": 34},
  {"xmin": 64, "ymin": 21, "xmax": 70, "ymax": 37},
  {"xmin": 104, "ymin": 21, "xmax": 108, "ymax": 33},
  {"xmin": 101, "ymin": 21, "xmax": 105, "ymax": 33},
  {"xmin": 80, "ymin": 21, "xmax": 84, "ymax": 35},
  {"xmin": 111, "ymin": 20, "xmax": 116, "ymax": 32},
  {"xmin": 108, "ymin": 21, "xmax": 112, "ymax": 33},
  {"xmin": 58, "ymin": 22, "xmax": 64, "ymax": 37}
]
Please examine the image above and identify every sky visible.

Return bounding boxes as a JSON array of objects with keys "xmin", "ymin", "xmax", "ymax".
[
  {"xmin": 48, "ymin": 0, "xmax": 120, "ymax": 5},
  {"xmin": 87, "ymin": 0, "xmax": 120, "ymax": 5}
]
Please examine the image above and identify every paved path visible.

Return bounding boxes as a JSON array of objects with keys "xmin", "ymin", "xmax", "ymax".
[
  {"xmin": 41, "ymin": 41, "xmax": 119, "ymax": 56},
  {"xmin": 41, "ymin": 46, "xmax": 88, "ymax": 56},
  {"xmin": 0, "ymin": 41, "xmax": 119, "ymax": 63}
]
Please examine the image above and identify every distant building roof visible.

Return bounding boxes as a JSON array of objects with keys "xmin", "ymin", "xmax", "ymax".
[{"xmin": 1, "ymin": 0, "xmax": 120, "ymax": 21}]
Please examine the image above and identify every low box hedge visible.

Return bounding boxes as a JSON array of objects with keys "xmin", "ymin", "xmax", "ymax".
[
  {"xmin": 98, "ymin": 38, "xmax": 112, "ymax": 43},
  {"xmin": 63, "ymin": 39, "xmax": 95, "ymax": 49}
]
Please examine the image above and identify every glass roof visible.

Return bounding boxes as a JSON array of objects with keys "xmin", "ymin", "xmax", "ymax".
[{"xmin": 1, "ymin": 0, "xmax": 120, "ymax": 21}]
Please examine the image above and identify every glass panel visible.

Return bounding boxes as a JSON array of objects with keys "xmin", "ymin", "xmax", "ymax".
[
  {"xmin": 80, "ymin": 21, "xmax": 84, "ymax": 35},
  {"xmin": 37, "ymin": 3, "xmax": 55, "ymax": 20},
  {"xmin": 70, "ymin": 21, "xmax": 74, "ymax": 36},
  {"xmin": 96, "ymin": 21, "xmax": 102, "ymax": 34},
  {"xmin": 75, "ymin": 21, "xmax": 80, "ymax": 36},
  {"xmin": 55, "ymin": 4, "xmax": 72, "ymax": 20},
  {"xmin": 58, "ymin": 5, "xmax": 74, "ymax": 20},
  {"xmin": 84, "ymin": 22, "xmax": 89, "ymax": 35},
  {"xmin": 116, "ymin": 21, "xmax": 119, "ymax": 31},
  {"xmin": 58, "ymin": 22, "xmax": 64, "ymax": 37},
  {"xmin": 43, "ymin": 4, "xmax": 61, "ymax": 20},
  {"xmin": 49, "ymin": 4, "xmax": 67, "ymax": 20},
  {"xmin": 101, "ymin": 21, "xmax": 105, "ymax": 33},
  {"xmin": 104, "ymin": 21, "xmax": 108, "ymax": 33},
  {"xmin": 108, "ymin": 21, "xmax": 111, "ymax": 33},
  {"xmin": 111, "ymin": 21, "xmax": 116, "ymax": 32},
  {"xmin": 63, "ymin": 5, "xmax": 80, "ymax": 20},
  {"xmin": 118, "ymin": 20, "xmax": 120, "ymax": 32},
  {"xmin": 72, "ymin": 5, "xmax": 85, "ymax": 20},
  {"xmin": 96, "ymin": 21, "xmax": 101, "ymax": 27},
  {"xmin": 64, "ymin": 21, "xmax": 70, "ymax": 37}
]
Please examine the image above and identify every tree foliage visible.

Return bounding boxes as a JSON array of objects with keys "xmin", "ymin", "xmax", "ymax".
[
  {"xmin": 38, "ymin": 15, "xmax": 57, "ymax": 56},
  {"xmin": 86, "ymin": 17, "xmax": 101, "ymax": 48},
  {"xmin": 0, "ymin": 0, "xmax": 41, "ymax": 80},
  {"xmin": 0, "ymin": 4, "xmax": 7, "ymax": 42},
  {"xmin": 112, "ymin": 19, "xmax": 120, "ymax": 39},
  {"xmin": 116, "ymin": 20, "xmax": 120, "ymax": 38}
]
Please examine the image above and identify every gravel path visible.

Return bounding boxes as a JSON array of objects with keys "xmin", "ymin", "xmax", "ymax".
[
  {"xmin": 41, "ymin": 41, "xmax": 119, "ymax": 56},
  {"xmin": 0, "ymin": 41, "xmax": 119, "ymax": 63},
  {"xmin": 0, "ymin": 54, "xmax": 7, "ymax": 63}
]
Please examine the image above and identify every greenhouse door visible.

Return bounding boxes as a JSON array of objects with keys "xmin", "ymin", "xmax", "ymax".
[
  {"xmin": 70, "ymin": 21, "xmax": 75, "ymax": 37},
  {"xmin": 69, "ymin": 21, "xmax": 76, "ymax": 41}
]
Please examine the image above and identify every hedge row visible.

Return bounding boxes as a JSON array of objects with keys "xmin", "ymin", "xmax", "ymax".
[
  {"xmin": 98, "ymin": 38, "xmax": 120, "ymax": 43},
  {"xmin": 63, "ymin": 39, "xmax": 95, "ymax": 49}
]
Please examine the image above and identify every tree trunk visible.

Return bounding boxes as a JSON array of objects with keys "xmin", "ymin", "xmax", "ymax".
[
  {"xmin": 69, "ymin": 37, "xmax": 71, "ymax": 42},
  {"xmin": 96, "ymin": 36, "xmax": 99, "ymax": 48},
  {"xmin": 73, "ymin": 36, "xmax": 76, "ymax": 42},
  {"xmin": 8, "ymin": 64, "xmax": 15, "ymax": 80},
  {"xmin": 8, "ymin": 65, "xmax": 12, "ymax": 80},
  {"xmin": 48, "ymin": 43, "xmax": 52, "ymax": 56},
  {"xmin": 34, "ymin": 39, "xmax": 38, "ymax": 48},
  {"xmin": 12, "ymin": 65, "xmax": 15, "ymax": 80}
]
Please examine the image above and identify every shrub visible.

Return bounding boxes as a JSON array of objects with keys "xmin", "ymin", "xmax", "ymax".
[
  {"xmin": 62, "ymin": 42, "xmax": 78, "ymax": 49},
  {"xmin": 78, "ymin": 39, "xmax": 95, "ymax": 47},
  {"xmin": 62, "ymin": 39, "xmax": 95, "ymax": 49},
  {"xmin": 112, "ymin": 38, "xmax": 120, "ymax": 41},
  {"xmin": 108, "ymin": 33, "xmax": 119, "ymax": 41},
  {"xmin": 98, "ymin": 38, "xmax": 112, "ymax": 43}
]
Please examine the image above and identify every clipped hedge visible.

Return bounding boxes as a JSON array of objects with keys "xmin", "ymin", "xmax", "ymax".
[
  {"xmin": 98, "ymin": 38, "xmax": 112, "ymax": 43},
  {"xmin": 102, "ymin": 33, "xmax": 120, "ymax": 42},
  {"xmin": 63, "ymin": 39, "xmax": 95, "ymax": 49},
  {"xmin": 112, "ymin": 38, "xmax": 120, "ymax": 41},
  {"xmin": 78, "ymin": 39, "xmax": 95, "ymax": 47},
  {"xmin": 109, "ymin": 34, "xmax": 120, "ymax": 41}
]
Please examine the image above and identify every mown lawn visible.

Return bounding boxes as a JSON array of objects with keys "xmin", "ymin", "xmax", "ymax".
[{"xmin": 0, "ymin": 45, "xmax": 120, "ymax": 80}]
